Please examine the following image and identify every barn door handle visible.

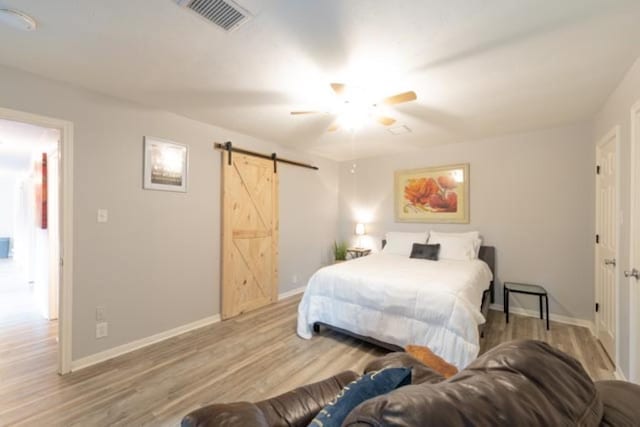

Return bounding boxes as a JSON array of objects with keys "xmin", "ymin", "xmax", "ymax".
[
  {"xmin": 624, "ymin": 268, "xmax": 639, "ymax": 279},
  {"xmin": 604, "ymin": 258, "xmax": 616, "ymax": 266}
]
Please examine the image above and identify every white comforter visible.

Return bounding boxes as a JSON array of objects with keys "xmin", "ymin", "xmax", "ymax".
[{"xmin": 297, "ymin": 253, "xmax": 493, "ymax": 369}]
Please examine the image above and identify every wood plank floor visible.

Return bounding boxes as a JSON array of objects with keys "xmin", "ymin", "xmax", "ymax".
[{"xmin": 0, "ymin": 293, "xmax": 614, "ymax": 427}]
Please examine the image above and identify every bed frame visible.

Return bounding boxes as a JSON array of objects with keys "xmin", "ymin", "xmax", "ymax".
[{"xmin": 312, "ymin": 241, "xmax": 496, "ymax": 351}]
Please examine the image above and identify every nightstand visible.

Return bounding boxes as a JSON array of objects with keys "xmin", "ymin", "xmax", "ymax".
[
  {"xmin": 504, "ymin": 282, "xmax": 549, "ymax": 330},
  {"xmin": 346, "ymin": 248, "xmax": 371, "ymax": 259}
]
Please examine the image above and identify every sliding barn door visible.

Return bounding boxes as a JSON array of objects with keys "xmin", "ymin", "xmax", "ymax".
[{"xmin": 221, "ymin": 152, "xmax": 278, "ymax": 319}]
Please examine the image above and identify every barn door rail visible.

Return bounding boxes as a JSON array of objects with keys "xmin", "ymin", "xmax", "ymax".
[{"xmin": 214, "ymin": 141, "xmax": 319, "ymax": 171}]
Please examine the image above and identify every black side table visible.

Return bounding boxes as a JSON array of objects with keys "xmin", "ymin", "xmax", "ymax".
[{"xmin": 504, "ymin": 282, "xmax": 549, "ymax": 330}]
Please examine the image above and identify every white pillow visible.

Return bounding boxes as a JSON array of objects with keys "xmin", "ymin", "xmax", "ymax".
[
  {"xmin": 429, "ymin": 231, "xmax": 480, "ymax": 240},
  {"xmin": 429, "ymin": 231, "xmax": 482, "ymax": 258},
  {"xmin": 428, "ymin": 235, "xmax": 481, "ymax": 261},
  {"xmin": 383, "ymin": 231, "xmax": 428, "ymax": 256}
]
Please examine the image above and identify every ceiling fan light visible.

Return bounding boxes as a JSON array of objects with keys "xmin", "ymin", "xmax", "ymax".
[{"xmin": 338, "ymin": 108, "xmax": 367, "ymax": 131}]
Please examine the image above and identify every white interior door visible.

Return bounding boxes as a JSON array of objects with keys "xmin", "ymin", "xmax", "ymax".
[
  {"xmin": 629, "ymin": 102, "xmax": 640, "ymax": 383},
  {"xmin": 595, "ymin": 128, "xmax": 618, "ymax": 360}
]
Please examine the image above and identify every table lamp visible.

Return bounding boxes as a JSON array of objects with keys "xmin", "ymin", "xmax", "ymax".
[{"xmin": 355, "ymin": 223, "xmax": 365, "ymax": 248}]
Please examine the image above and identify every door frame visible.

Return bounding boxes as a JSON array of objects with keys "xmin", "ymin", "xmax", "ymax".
[
  {"xmin": 630, "ymin": 101, "xmax": 640, "ymax": 382},
  {"xmin": 47, "ymin": 147, "xmax": 60, "ymax": 320},
  {"xmin": 0, "ymin": 107, "xmax": 74, "ymax": 375},
  {"xmin": 595, "ymin": 125, "xmax": 621, "ymax": 366}
]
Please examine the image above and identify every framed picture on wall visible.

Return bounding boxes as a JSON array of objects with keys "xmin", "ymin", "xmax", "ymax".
[
  {"xmin": 394, "ymin": 163, "xmax": 469, "ymax": 223},
  {"xmin": 143, "ymin": 136, "xmax": 188, "ymax": 192},
  {"xmin": 34, "ymin": 153, "xmax": 48, "ymax": 229}
]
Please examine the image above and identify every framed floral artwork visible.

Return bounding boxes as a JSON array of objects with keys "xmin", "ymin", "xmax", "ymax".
[{"xmin": 395, "ymin": 163, "xmax": 469, "ymax": 223}]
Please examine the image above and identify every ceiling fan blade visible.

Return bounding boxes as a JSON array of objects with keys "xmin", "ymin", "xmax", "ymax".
[
  {"xmin": 327, "ymin": 123, "xmax": 340, "ymax": 132},
  {"xmin": 330, "ymin": 83, "xmax": 346, "ymax": 95},
  {"xmin": 290, "ymin": 111, "xmax": 322, "ymax": 115},
  {"xmin": 383, "ymin": 91, "xmax": 417, "ymax": 105},
  {"xmin": 376, "ymin": 116, "xmax": 397, "ymax": 126}
]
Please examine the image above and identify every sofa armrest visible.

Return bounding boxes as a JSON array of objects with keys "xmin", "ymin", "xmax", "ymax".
[
  {"xmin": 255, "ymin": 370, "xmax": 359, "ymax": 427},
  {"xmin": 596, "ymin": 380, "xmax": 640, "ymax": 426},
  {"xmin": 181, "ymin": 370, "xmax": 359, "ymax": 427},
  {"xmin": 181, "ymin": 401, "xmax": 269, "ymax": 427}
]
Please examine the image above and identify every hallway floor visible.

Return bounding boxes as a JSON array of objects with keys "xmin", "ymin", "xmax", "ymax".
[
  {"xmin": 0, "ymin": 258, "xmax": 40, "ymax": 318},
  {"xmin": 0, "ymin": 258, "xmax": 59, "ymax": 424}
]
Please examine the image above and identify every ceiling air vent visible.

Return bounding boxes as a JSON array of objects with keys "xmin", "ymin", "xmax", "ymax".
[{"xmin": 177, "ymin": 0, "xmax": 251, "ymax": 32}]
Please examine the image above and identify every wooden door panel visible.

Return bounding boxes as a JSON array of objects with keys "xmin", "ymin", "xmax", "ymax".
[
  {"xmin": 222, "ymin": 152, "xmax": 278, "ymax": 319},
  {"xmin": 230, "ymin": 239, "xmax": 271, "ymax": 313},
  {"xmin": 231, "ymin": 158, "xmax": 272, "ymax": 228}
]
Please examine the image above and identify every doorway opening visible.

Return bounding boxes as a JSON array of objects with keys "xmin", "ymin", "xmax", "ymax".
[
  {"xmin": 0, "ymin": 118, "xmax": 60, "ymax": 372},
  {"xmin": 0, "ymin": 108, "xmax": 73, "ymax": 375}
]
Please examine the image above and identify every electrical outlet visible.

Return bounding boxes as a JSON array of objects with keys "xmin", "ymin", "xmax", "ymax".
[
  {"xmin": 97, "ymin": 209, "xmax": 108, "ymax": 223},
  {"xmin": 96, "ymin": 322, "xmax": 108, "ymax": 339},
  {"xmin": 292, "ymin": 275, "xmax": 298, "ymax": 284},
  {"xmin": 96, "ymin": 306, "xmax": 106, "ymax": 322}
]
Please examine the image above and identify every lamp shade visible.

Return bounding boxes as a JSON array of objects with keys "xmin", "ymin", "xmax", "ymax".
[{"xmin": 355, "ymin": 223, "xmax": 366, "ymax": 236}]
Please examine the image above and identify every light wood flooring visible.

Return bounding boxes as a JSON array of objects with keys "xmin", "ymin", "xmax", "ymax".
[{"xmin": 0, "ymin": 292, "xmax": 614, "ymax": 426}]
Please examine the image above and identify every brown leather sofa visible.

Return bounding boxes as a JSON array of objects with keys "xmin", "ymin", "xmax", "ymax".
[{"xmin": 182, "ymin": 340, "xmax": 640, "ymax": 426}]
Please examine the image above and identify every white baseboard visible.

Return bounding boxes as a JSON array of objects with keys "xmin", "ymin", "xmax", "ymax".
[
  {"xmin": 71, "ymin": 314, "xmax": 221, "ymax": 372},
  {"xmin": 490, "ymin": 304, "xmax": 595, "ymax": 335},
  {"xmin": 278, "ymin": 285, "xmax": 306, "ymax": 300},
  {"xmin": 72, "ymin": 287, "xmax": 307, "ymax": 372}
]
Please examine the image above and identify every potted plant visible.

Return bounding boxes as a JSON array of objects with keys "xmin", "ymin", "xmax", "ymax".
[{"xmin": 333, "ymin": 241, "xmax": 348, "ymax": 263}]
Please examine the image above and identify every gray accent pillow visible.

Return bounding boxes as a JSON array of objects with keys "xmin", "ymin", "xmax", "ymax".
[{"xmin": 409, "ymin": 243, "xmax": 440, "ymax": 260}]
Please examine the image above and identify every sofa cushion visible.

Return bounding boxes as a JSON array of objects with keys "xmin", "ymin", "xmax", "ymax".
[
  {"xmin": 596, "ymin": 380, "xmax": 640, "ymax": 426},
  {"xmin": 308, "ymin": 367, "xmax": 411, "ymax": 427},
  {"xmin": 344, "ymin": 340, "xmax": 603, "ymax": 426}
]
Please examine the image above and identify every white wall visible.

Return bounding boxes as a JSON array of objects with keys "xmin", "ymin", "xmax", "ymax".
[
  {"xmin": 0, "ymin": 64, "xmax": 339, "ymax": 361},
  {"xmin": 1, "ymin": 55, "xmax": 633, "ymax": 369},
  {"xmin": 0, "ymin": 172, "xmax": 18, "ymax": 241},
  {"xmin": 338, "ymin": 123, "xmax": 594, "ymax": 321},
  {"xmin": 593, "ymin": 57, "xmax": 640, "ymax": 379}
]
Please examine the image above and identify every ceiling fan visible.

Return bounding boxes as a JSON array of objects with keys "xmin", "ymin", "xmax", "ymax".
[{"xmin": 290, "ymin": 83, "xmax": 417, "ymax": 132}]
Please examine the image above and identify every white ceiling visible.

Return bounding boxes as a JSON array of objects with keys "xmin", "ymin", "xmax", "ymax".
[
  {"xmin": 0, "ymin": 119, "xmax": 59, "ymax": 172},
  {"xmin": 0, "ymin": 0, "xmax": 639, "ymax": 161}
]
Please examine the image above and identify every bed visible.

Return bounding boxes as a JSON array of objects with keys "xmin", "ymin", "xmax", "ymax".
[{"xmin": 296, "ymin": 242, "xmax": 495, "ymax": 369}]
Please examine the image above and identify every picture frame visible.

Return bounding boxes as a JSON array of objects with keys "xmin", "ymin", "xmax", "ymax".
[
  {"xmin": 143, "ymin": 136, "xmax": 188, "ymax": 193},
  {"xmin": 394, "ymin": 163, "xmax": 469, "ymax": 223},
  {"xmin": 35, "ymin": 153, "xmax": 48, "ymax": 229}
]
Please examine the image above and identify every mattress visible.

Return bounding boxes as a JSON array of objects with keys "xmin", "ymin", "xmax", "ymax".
[{"xmin": 297, "ymin": 253, "xmax": 493, "ymax": 368}]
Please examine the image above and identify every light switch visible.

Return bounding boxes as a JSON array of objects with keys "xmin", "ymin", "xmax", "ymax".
[
  {"xmin": 96, "ymin": 306, "xmax": 106, "ymax": 322},
  {"xmin": 97, "ymin": 209, "xmax": 108, "ymax": 223}
]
